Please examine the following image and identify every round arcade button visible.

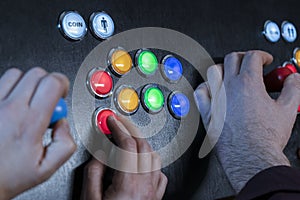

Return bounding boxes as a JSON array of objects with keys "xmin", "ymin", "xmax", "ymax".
[
  {"xmin": 283, "ymin": 61, "xmax": 297, "ymax": 73},
  {"xmin": 114, "ymin": 85, "xmax": 139, "ymax": 115},
  {"xmin": 293, "ymin": 47, "xmax": 300, "ymax": 68},
  {"xmin": 93, "ymin": 108, "xmax": 116, "ymax": 135},
  {"xmin": 87, "ymin": 68, "xmax": 113, "ymax": 98},
  {"xmin": 161, "ymin": 55, "xmax": 183, "ymax": 82},
  {"xmin": 89, "ymin": 11, "xmax": 115, "ymax": 39},
  {"xmin": 135, "ymin": 49, "xmax": 158, "ymax": 76},
  {"xmin": 108, "ymin": 48, "xmax": 133, "ymax": 76},
  {"xmin": 263, "ymin": 20, "xmax": 280, "ymax": 43},
  {"xmin": 141, "ymin": 84, "xmax": 164, "ymax": 114},
  {"xmin": 168, "ymin": 92, "xmax": 190, "ymax": 119},
  {"xmin": 58, "ymin": 11, "xmax": 87, "ymax": 41},
  {"xmin": 281, "ymin": 21, "xmax": 297, "ymax": 43}
]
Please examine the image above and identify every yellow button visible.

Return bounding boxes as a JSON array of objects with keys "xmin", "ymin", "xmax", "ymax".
[
  {"xmin": 117, "ymin": 87, "xmax": 139, "ymax": 114},
  {"xmin": 110, "ymin": 49, "xmax": 132, "ymax": 75},
  {"xmin": 295, "ymin": 48, "xmax": 300, "ymax": 67}
]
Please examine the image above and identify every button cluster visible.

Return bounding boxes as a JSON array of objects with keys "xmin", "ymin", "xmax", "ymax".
[
  {"xmin": 88, "ymin": 48, "xmax": 190, "ymax": 134},
  {"xmin": 263, "ymin": 20, "xmax": 297, "ymax": 43},
  {"xmin": 58, "ymin": 11, "xmax": 114, "ymax": 41}
]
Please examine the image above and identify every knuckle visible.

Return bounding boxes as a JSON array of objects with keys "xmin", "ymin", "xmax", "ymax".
[
  {"xmin": 286, "ymin": 73, "xmax": 300, "ymax": 91},
  {"xmin": 224, "ymin": 52, "xmax": 239, "ymax": 62},
  {"xmin": 137, "ymin": 140, "xmax": 151, "ymax": 152},
  {"xmin": 29, "ymin": 67, "xmax": 47, "ymax": 76},
  {"xmin": 43, "ymin": 74, "xmax": 61, "ymax": 88}
]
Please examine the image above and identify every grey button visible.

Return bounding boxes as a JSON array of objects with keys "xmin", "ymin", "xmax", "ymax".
[
  {"xmin": 281, "ymin": 21, "xmax": 297, "ymax": 43},
  {"xmin": 263, "ymin": 20, "xmax": 280, "ymax": 43},
  {"xmin": 90, "ymin": 11, "xmax": 115, "ymax": 39},
  {"xmin": 58, "ymin": 11, "xmax": 87, "ymax": 41}
]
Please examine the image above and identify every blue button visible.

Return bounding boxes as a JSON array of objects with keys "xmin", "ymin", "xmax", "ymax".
[
  {"xmin": 50, "ymin": 98, "xmax": 68, "ymax": 125},
  {"xmin": 161, "ymin": 55, "xmax": 183, "ymax": 82},
  {"xmin": 168, "ymin": 92, "xmax": 190, "ymax": 119}
]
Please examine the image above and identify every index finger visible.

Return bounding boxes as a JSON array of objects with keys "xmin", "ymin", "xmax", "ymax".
[{"xmin": 239, "ymin": 50, "xmax": 273, "ymax": 79}]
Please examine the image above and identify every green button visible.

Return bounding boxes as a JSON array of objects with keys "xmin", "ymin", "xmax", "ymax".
[
  {"xmin": 144, "ymin": 87, "xmax": 164, "ymax": 112},
  {"xmin": 137, "ymin": 50, "xmax": 158, "ymax": 75}
]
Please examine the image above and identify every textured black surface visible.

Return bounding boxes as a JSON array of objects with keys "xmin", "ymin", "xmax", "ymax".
[{"xmin": 1, "ymin": 0, "xmax": 300, "ymax": 199}]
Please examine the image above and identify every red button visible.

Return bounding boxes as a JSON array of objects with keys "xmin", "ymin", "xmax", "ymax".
[
  {"xmin": 89, "ymin": 69, "xmax": 113, "ymax": 98},
  {"xmin": 96, "ymin": 109, "xmax": 116, "ymax": 135},
  {"xmin": 283, "ymin": 63, "xmax": 297, "ymax": 73}
]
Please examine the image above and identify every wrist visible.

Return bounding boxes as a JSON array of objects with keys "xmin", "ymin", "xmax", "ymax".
[{"xmin": 217, "ymin": 141, "xmax": 290, "ymax": 193}]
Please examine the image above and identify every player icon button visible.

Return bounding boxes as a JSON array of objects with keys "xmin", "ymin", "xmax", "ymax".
[
  {"xmin": 281, "ymin": 21, "xmax": 297, "ymax": 43},
  {"xmin": 263, "ymin": 20, "xmax": 280, "ymax": 43},
  {"xmin": 89, "ymin": 11, "xmax": 115, "ymax": 39}
]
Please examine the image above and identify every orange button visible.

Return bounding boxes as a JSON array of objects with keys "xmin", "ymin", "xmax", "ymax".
[
  {"xmin": 294, "ymin": 48, "xmax": 300, "ymax": 67},
  {"xmin": 115, "ymin": 86, "xmax": 139, "ymax": 114},
  {"xmin": 109, "ymin": 48, "xmax": 132, "ymax": 76}
]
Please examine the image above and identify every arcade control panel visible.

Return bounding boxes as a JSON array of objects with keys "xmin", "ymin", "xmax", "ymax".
[{"xmin": 1, "ymin": 0, "xmax": 300, "ymax": 200}]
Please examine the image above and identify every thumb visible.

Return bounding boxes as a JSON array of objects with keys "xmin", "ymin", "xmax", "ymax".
[
  {"xmin": 81, "ymin": 158, "xmax": 106, "ymax": 200},
  {"xmin": 277, "ymin": 73, "xmax": 300, "ymax": 113},
  {"xmin": 38, "ymin": 119, "xmax": 76, "ymax": 181}
]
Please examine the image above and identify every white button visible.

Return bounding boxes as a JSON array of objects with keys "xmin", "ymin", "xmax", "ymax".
[
  {"xmin": 90, "ymin": 12, "xmax": 115, "ymax": 39},
  {"xmin": 58, "ymin": 11, "xmax": 87, "ymax": 41},
  {"xmin": 263, "ymin": 20, "xmax": 280, "ymax": 43},
  {"xmin": 281, "ymin": 21, "xmax": 297, "ymax": 43}
]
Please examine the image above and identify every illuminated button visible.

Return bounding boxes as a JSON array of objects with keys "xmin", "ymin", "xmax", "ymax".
[
  {"xmin": 93, "ymin": 108, "xmax": 116, "ymax": 135},
  {"xmin": 293, "ymin": 47, "xmax": 300, "ymax": 68},
  {"xmin": 168, "ymin": 92, "xmax": 190, "ymax": 119},
  {"xmin": 58, "ymin": 11, "xmax": 87, "ymax": 41},
  {"xmin": 136, "ymin": 49, "xmax": 158, "ymax": 76},
  {"xmin": 161, "ymin": 55, "xmax": 183, "ymax": 82},
  {"xmin": 90, "ymin": 11, "xmax": 115, "ymax": 39},
  {"xmin": 281, "ymin": 21, "xmax": 297, "ymax": 43},
  {"xmin": 263, "ymin": 20, "xmax": 280, "ymax": 43},
  {"xmin": 115, "ymin": 86, "xmax": 139, "ymax": 115},
  {"xmin": 50, "ymin": 98, "xmax": 68, "ymax": 125},
  {"xmin": 141, "ymin": 84, "xmax": 164, "ymax": 114},
  {"xmin": 108, "ymin": 48, "xmax": 133, "ymax": 76},
  {"xmin": 87, "ymin": 68, "xmax": 113, "ymax": 98}
]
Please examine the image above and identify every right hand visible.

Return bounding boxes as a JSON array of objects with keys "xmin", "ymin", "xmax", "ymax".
[
  {"xmin": 81, "ymin": 116, "xmax": 168, "ymax": 200},
  {"xmin": 194, "ymin": 51, "xmax": 300, "ymax": 192}
]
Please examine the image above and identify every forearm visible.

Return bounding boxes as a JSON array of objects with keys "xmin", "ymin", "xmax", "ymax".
[{"xmin": 218, "ymin": 145, "xmax": 290, "ymax": 193}]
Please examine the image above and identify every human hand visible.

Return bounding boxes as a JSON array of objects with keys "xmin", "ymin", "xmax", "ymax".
[
  {"xmin": 81, "ymin": 116, "xmax": 168, "ymax": 200},
  {"xmin": 194, "ymin": 51, "xmax": 300, "ymax": 192},
  {"xmin": 0, "ymin": 68, "xmax": 76, "ymax": 199}
]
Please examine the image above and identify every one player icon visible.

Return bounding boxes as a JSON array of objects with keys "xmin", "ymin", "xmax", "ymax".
[
  {"xmin": 101, "ymin": 17, "xmax": 108, "ymax": 33},
  {"xmin": 288, "ymin": 26, "xmax": 295, "ymax": 38}
]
